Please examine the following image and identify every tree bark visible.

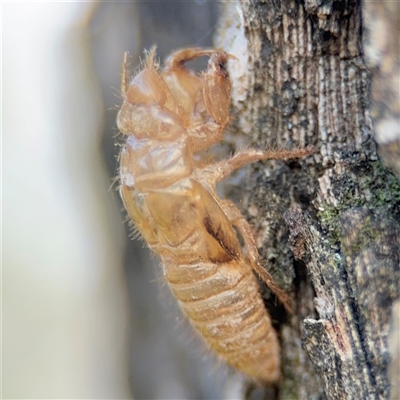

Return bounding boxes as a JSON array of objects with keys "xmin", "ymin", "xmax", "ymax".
[{"xmin": 216, "ymin": 1, "xmax": 400, "ymax": 399}]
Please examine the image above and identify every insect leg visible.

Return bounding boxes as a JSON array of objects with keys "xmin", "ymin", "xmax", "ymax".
[
  {"xmin": 219, "ymin": 199, "xmax": 293, "ymax": 313},
  {"xmin": 165, "ymin": 47, "xmax": 215, "ymax": 69},
  {"xmin": 204, "ymin": 147, "xmax": 314, "ymax": 187}
]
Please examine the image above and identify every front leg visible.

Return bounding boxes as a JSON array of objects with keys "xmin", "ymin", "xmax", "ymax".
[
  {"xmin": 202, "ymin": 51, "xmax": 232, "ymax": 127},
  {"xmin": 219, "ymin": 199, "xmax": 293, "ymax": 313},
  {"xmin": 201, "ymin": 146, "xmax": 314, "ymax": 188}
]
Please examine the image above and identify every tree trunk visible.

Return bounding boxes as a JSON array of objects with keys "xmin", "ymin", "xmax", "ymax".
[{"xmin": 216, "ymin": 1, "xmax": 400, "ymax": 399}]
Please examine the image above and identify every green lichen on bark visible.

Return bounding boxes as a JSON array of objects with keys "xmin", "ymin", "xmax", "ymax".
[
  {"xmin": 296, "ymin": 157, "xmax": 400, "ymax": 399},
  {"xmin": 317, "ymin": 160, "xmax": 400, "ymax": 242}
]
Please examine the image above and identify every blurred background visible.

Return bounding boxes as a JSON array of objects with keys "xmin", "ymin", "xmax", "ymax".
[{"xmin": 3, "ymin": 2, "xmax": 242, "ymax": 399}]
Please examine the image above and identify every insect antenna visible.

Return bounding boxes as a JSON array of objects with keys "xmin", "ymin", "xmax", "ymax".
[
  {"xmin": 143, "ymin": 45, "xmax": 159, "ymax": 70},
  {"xmin": 121, "ymin": 52, "xmax": 129, "ymax": 98}
]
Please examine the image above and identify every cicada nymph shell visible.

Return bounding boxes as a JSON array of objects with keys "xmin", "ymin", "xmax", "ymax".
[{"xmin": 117, "ymin": 47, "xmax": 313, "ymax": 382}]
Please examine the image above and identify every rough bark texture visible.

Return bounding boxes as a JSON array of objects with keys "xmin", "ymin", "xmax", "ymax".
[{"xmin": 216, "ymin": 1, "xmax": 400, "ymax": 399}]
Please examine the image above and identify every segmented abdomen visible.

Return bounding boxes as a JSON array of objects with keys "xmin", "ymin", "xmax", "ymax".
[{"xmin": 164, "ymin": 260, "xmax": 280, "ymax": 382}]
